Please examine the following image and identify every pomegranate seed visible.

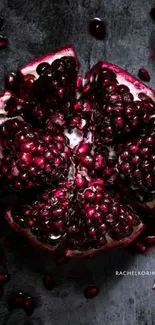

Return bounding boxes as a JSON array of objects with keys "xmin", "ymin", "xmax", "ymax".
[
  {"xmin": 8, "ymin": 292, "xmax": 25, "ymax": 309},
  {"xmin": 0, "ymin": 16, "xmax": 4, "ymax": 31},
  {"xmin": 138, "ymin": 69, "xmax": 150, "ymax": 82},
  {"xmin": 43, "ymin": 274, "xmax": 55, "ymax": 290},
  {"xmin": 0, "ymin": 273, "xmax": 10, "ymax": 284},
  {"xmin": 84, "ymin": 285, "xmax": 99, "ymax": 299},
  {"xmin": 89, "ymin": 18, "xmax": 106, "ymax": 40},
  {"xmin": 144, "ymin": 236, "xmax": 155, "ymax": 246},
  {"xmin": 55, "ymin": 255, "xmax": 67, "ymax": 265},
  {"xmin": 24, "ymin": 295, "xmax": 35, "ymax": 316},
  {"xmin": 36, "ymin": 62, "xmax": 50, "ymax": 75},
  {"xmin": 136, "ymin": 241, "xmax": 146, "ymax": 254},
  {"xmin": 0, "ymin": 35, "xmax": 7, "ymax": 49},
  {"xmin": 150, "ymin": 8, "xmax": 155, "ymax": 21},
  {"xmin": 0, "ymin": 286, "xmax": 4, "ymax": 298}
]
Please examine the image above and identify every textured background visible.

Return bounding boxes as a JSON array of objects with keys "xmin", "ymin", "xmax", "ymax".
[{"xmin": 0, "ymin": 0, "xmax": 155, "ymax": 324}]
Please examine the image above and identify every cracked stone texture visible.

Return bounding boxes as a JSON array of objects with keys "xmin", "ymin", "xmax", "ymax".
[{"xmin": 0, "ymin": 0, "xmax": 155, "ymax": 324}]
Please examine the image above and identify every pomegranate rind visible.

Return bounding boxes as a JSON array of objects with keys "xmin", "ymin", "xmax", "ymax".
[
  {"xmin": 65, "ymin": 223, "xmax": 145, "ymax": 258},
  {"xmin": 86, "ymin": 61, "xmax": 155, "ymax": 101},
  {"xmin": 20, "ymin": 45, "xmax": 79, "ymax": 79},
  {"xmin": 5, "ymin": 207, "xmax": 145, "ymax": 257},
  {"xmin": 0, "ymin": 90, "xmax": 12, "ymax": 117},
  {"xmin": 5, "ymin": 209, "xmax": 59, "ymax": 253}
]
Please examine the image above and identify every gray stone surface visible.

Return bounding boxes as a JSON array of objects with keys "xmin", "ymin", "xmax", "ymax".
[{"xmin": 0, "ymin": 0, "xmax": 155, "ymax": 324}]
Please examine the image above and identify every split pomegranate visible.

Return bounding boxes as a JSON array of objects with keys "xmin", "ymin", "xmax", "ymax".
[{"xmin": 1, "ymin": 45, "xmax": 155, "ymax": 257}]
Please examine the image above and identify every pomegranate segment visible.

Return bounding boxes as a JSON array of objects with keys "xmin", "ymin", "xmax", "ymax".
[
  {"xmin": 0, "ymin": 120, "xmax": 72, "ymax": 190},
  {"xmin": 20, "ymin": 45, "xmax": 78, "ymax": 79},
  {"xmin": 6, "ymin": 179, "xmax": 144, "ymax": 256},
  {"xmin": 118, "ymin": 118, "xmax": 155, "ymax": 202},
  {"xmin": 5, "ymin": 181, "xmax": 74, "ymax": 252},
  {"xmin": 85, "ymin": 62, "xmax": 155, "ymax": 143},
  {"xmin": 65, "ymin": 180, "xmax": 144, "ymax": 257}
]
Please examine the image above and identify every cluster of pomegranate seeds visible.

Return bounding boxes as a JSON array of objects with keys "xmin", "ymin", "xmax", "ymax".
[
  {"xmin": 88, "ymin": 18, "xmax": 106, "ymax": 40},
  {"xmin": 138, "ymin": 69, "xmax": 151, "ymax": 82},
  {"xmin": 118, "ymin": 118, "xmax": 155, "ymax": 202},
  {"xmin": 8, "ymin": 292, "xmax": 35, "ymax": 315},
  {"xmin": 0, "ymin": 121, "xmax": 72, "ymax": 191},
  {"xmin": 89, "ymin": 66, "xmax": 155, "ymax": 143}
]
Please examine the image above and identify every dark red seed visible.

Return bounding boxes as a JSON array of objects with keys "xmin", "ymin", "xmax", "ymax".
[
  {"xmin": 144, "ymin": 236, "xmax": 155, "ymax": 246},
  {"xmin": 36, "ymin": 62, "xmax": 50, "ymax": 75},
  {"xmin": 8, "ymin": 292, "xmax": 25, "ymax": 309},
  {"xmin": 43, "ymin": 274, "xmax": 55, "ymax": 290},
  {"xmin": 138, "ymin": 68, "xmax": 150, "ymax": 82},
  {"xmin": 89, "ymin": 18, "xmax": 106, "ymax": 40},
  {"xmin": 0, "ymin": 35, "xmax": 7, "ymax": 49},
  {"xmin": 84, "ymin": 285, "xmax": 99, "ymax": 299},
  {"xmin": 136, "ymin": 241, "xmax": 146, "ymax": 253},
  {"xmin": 24, "ymin": 296, "xmax": 35, "ymax": 316},
  {"xmin": 0, "ymin": 273, "xmax": 10, "ymax": 284},
  {"xmin": 150, "ymin": 8, "xmax": 155, "ymax": 21},
  {"xmin": 0, "ymin": 16, "xmax": 4, "ymax": 31},
  {"xmin": 55, "ymin": 255, "xmax": 67, "ymax": 265},
  {"xmin": 5, "ymin": 73, "xmax": 16, "ymax": 90},
  {"xmin": 0, "ymin": 286, "xmax": 4, "ymax": 298}
]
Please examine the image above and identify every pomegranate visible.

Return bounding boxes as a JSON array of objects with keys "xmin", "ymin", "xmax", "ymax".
[{"xmin": 1, "ymin": 45, "xmax": 155, "ymax": 257}]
